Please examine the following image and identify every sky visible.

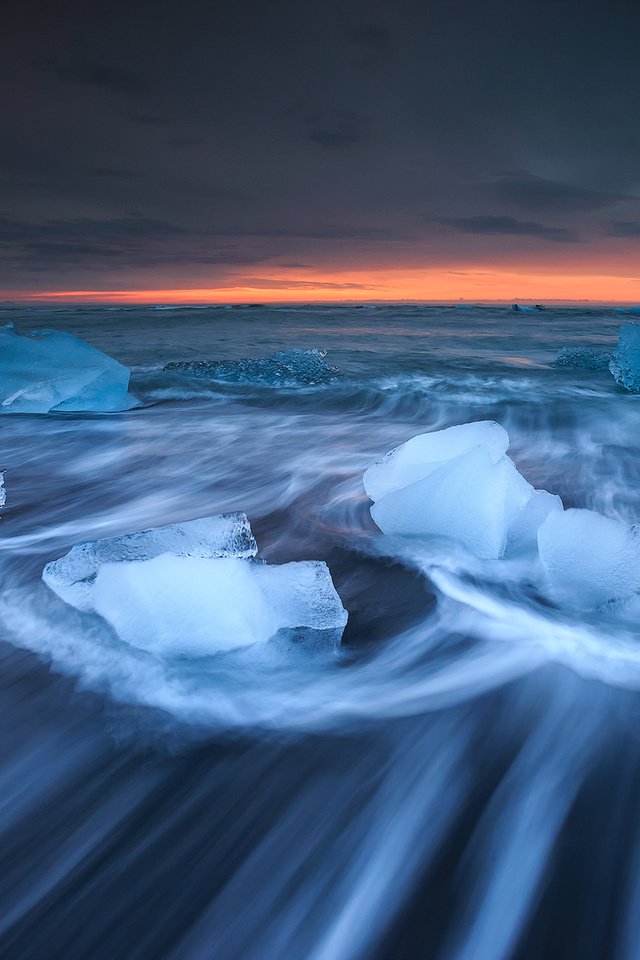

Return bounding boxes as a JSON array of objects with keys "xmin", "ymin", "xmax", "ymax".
[{"xmin": 2, "ymin": 0, "xmax": 640, "ymax": 302}]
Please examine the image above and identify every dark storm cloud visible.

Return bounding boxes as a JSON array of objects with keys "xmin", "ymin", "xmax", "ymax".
[
  {"xmin": 3, "ymin": 0, "xmax": 640, "ymax": 289},
  {"xmin": 204, "ymin": 225, "xmax": 410, "ymax": 241},
  {"xmin": 45, "ymin": 58, "xmax": 146, "ymax": 94},
  {"xmin": 438, "ymin": 216, "xmax": 580, "ymax": 244},
  {"xmin": 305, "ymin": 110, "xmax": 368, "ymax": 149},
  {"xmin": 0, "ymin": 216, "xmax": 273, "ymax": 274},
  {"xmin": 347, "ymin": 24, "xmax": 393, "ymax": 65},
  {"xmin": 609, "ymin": 222, "xmax": 640, "ymax": 238},
  {"xmin": 130, "ymin": 114, "xmax": 169, "ymax": 125},
  {"xmin": 485, "ymin": 172, "xmax": 636, "ymax": 213},
  {"xmin": 167, "ymin": 137, "xmax": 205, "ymax": 148}
]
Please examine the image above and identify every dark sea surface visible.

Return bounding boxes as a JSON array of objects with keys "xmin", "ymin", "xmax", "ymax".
[{"xmin": 1, "ymin": 302, "xmax": 640, "ymax": 960}]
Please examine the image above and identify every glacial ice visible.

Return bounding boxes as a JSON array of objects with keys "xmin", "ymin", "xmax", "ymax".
[
  {"xmin": 554, "ymin": 347, "xmax": 612, "ymax": 371},
  {"xmin": 363, "ymin": 420, "xmax": 509, "ymax": 502},
  {"xmin": 506, "ymin": 488, "xmax": 563, "ymax": 556},
  {"xmin": 0, "ymin": 325, "xmax": 133, "ymax": 413},
  {"xmin": 92, "ymin": 556, "xmax": 346, "ymax": 656},
  {"xmin": 370, "ymin": 445, "xmax": 534, "ymax": 559},
  {"xmin": 0, "ymin": 471, "xmax": 5, "ymax": 513},
  {"xmin": 609, "ymin": 323, "xmax": 640, "ymax": 392},
  {"xmin": 43, "ymin": 513, "xmax": 258, "ymax": 611},
  {"xmin": 538, "ymin": 509, "xmax": 640, "ymax": 606},
  {"xmin": 164, "ymin": 348, "xmax": 341, "ymax": 386},
  {"xmin": 43, "ymin": 513, "xmax": 347, "ymax": 655},
  {"xmin": 365, "ymin": 421, "xmax": 640, "ymax": 609}
]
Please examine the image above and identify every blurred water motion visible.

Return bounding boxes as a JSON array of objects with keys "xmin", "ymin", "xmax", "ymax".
[{"xmin": 0, "ymin": 302, "xmax": 638, "ymax": 959}]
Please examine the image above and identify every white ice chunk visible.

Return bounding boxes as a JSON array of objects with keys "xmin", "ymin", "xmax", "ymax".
[
  {"xmin": 363, "ymin": 420, "xmax": 509, "ymax": 502},
  {"xmin": 92, "ymin": 555, "xmax": 347, "ymax": 656},
  {"xmin": 538, "ymin": 508, "xmax": 640, "ymax": 606},
  {"xmin": 370, "ymin": 446, "xmax": 534, "ymax": 559},
  {"xmin": 43, "ymin": 513, "xmax": 257, "ymax": 611},
  {"xmin": 609, "ymin": 323, "xmax": 640, "ymax": 392},
  {"xmin": 0, "ymin": 471, "xmax": 5, "ymax": 513},
  {"xmin": 43, "ymin": 512, "xmax": 347, "ymax": 655},
  {"xmin": 0, "ymin": 325, "xmax": 133, "ymax": 413},
  {"xmin": 506, "ymin": 488, "xmax": 563, "ymax": 556}
]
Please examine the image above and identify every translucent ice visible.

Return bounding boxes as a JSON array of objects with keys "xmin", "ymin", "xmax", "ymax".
[
  {"xmin": 43, "ymin": 513, "xmax": 258, "ymax": 611},
  {"xmin": 0, "ymin": 471, "xmax": 5, "ymax": 513},
  {"xmin": 92, "ymin": 556, "xmax": 347, "ymax": 656},
  {"xmin": 0, "ymin": 325, "xmax": 133, "ymax": 413},
  {"xmin": 554, "ymin": 347, "xmax": 611, "ymax": 371},
  {"xmin": 506, "ymin": 488, "xmax": 563, "ymax": 556},
  {"xmin": 43, "ymin": 513, "xmax": 347, "ymax": 655},
  {"xmin": 363, "ymin": 420, "xmax": 509, "ymax": 502},
  {"xmin": 609, "ymin": 323, "xmax": 640, "ymax": 392},
  {"xmin": 370, "ymin": 445, "xmax": 534, "ymax": 560},
  {"xmin": 164, "ymin": 349, "xmax": 341, "ymax": 386},
  {"xmin": 538, "ymin": 508, "xmax": 640, "ymax": 606},
  {"xmin": 365, "ymin": 421, "xmax": 563, "ymax": 560}
]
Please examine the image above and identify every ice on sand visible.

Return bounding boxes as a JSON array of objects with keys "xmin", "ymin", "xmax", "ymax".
[
  {"xmin": 43, "ymin": 513, "xmax": 347, "ymax": 655},
  {"xmin": 0, "ymin": 325, "xmax": 133, "ymax": 413}
]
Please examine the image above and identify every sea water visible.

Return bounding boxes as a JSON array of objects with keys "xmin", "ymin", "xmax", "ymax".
[{"xmin": 0, "ymin": 302, "xmax": 639, "ymax": 960}]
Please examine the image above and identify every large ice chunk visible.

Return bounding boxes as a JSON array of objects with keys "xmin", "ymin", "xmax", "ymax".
[
  {"xmin": 609, "ymin": 323, "xmax": 640, "ymax": 392},
  {"xmin": 370, "ymin": 446, "xmax": 534, "ymax": 559},
  {"xmin": 537, "ymin": 508, "xmax": 640, "ymax": 607},
  {"xmin": 43, "ymin": 513, "xmax": 347, "ymax": 655},
  {"xmin": 365, "ymin": 422, "xmax": 564, "ymax": 560},
  {"xmin": 43, "ymin": 513, "xmax": 257, "ymax": 611},
  {"xmin": 363, "ymin": 420, "xmax": 509, "ymax": 502},
  {"xmin": 0, "ymin": 325, "xmax": 133, "ymax": 413},
  {"xmin": 92, "ymin": 556, "xmax": 346, "ymax": 656}
]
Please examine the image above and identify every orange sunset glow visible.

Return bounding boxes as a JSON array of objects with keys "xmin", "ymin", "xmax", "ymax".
[{"xmin": 8, "ymin": 267, "xmax": 640, "ymax": 304}]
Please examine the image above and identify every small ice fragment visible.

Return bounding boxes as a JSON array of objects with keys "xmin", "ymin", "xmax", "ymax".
[
  {"xmin": 609, "ymin": 323, "xmax": 640, "ymax": 392},
  {"xmin": 537, "ymin": 508, "xmax": 640, "ymax": 606},
  {"xmin": 0, "ymin": 325, "xmax": 134, "ymax": 413},
  {"xmin": 164, "ymin": 349, "xmax": 341, "ymax": 386},
  {"xmin": 370, "ymin": 446, "xmax": 533, "ymax": 560},
  {"xmin": 363, "ymin": 420, "xmax": 509, "ymax": 502},
  {"xmin": 554, "ymin": 347, "xmax": 611, "ymax": 371}
]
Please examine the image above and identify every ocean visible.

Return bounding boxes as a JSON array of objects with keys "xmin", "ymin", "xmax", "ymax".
[{"xmin": 1, "ymin": 302, "xmax": 639, "ymax": 960}]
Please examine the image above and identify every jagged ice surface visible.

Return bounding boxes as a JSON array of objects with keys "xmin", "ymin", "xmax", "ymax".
[
  {"xmin": 365, "ymin": 421, "xmax": 560, "ymax": 560},
  {"xmin": 43, "ymin": 513, "xmax": 347, "ymax": 655},
  {"xmin": 366, "ymin": 421, "xmax": 640, "ymax": 607},
  {"xmin": 164, "ymin": 348, "xmax": 341, "ymax": 386},
  {"xmin": 363, "ymin": 420, "xmax": 509, "ymax": 502},
  {"xmin": 554, "ymin": 347, "xmax": 612, "ymax": 370},
  {"xmin": 43, "ymin": 513, "xmax": 257, "ymax": 611},
  {"xmin": 609, "ymin": 323, "xmax": 640, "ymax": 392},
  {"xmin": 0, "ymin": 325, "xmax": 133, "ymax": 413}
]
